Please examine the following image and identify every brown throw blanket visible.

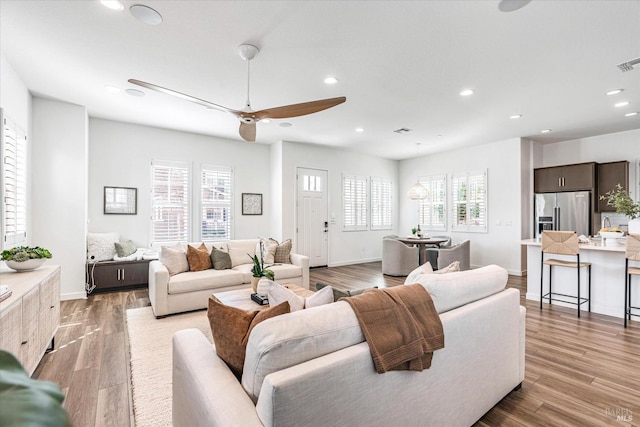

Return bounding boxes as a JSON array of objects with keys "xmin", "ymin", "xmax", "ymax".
[{"xmin": 343, "ymin": 284, "xmax": 444, "ymax": 373}]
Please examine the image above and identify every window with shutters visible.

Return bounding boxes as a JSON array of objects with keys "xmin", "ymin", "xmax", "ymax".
[
  {"xmin": 343, "ymin": 174, "xmax": 368, "ymax": 231},
  {"xmin": 151, "ymin": 160, "xmax": 190, "ymax": 244},
  {"xmin": 2, "ymin": 115, "xmax": 27, "ymax": 247},
  {"xmin": 418, "ymin": 174, "xmax": 446, "ymax": 231},
  {"xmin": 371, "ymin": 176, "xmax": 392, "ymax": 230},
  {"xmin": 201, "ymin": 165, "xmax": 233, "ymax": 241},
  {"xmin": 451, "ymin": 170, "xmax": 487, "ymax": 232}
]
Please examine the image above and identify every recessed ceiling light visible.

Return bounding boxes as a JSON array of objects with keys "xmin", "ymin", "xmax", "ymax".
[
  {"xmin": 606, "ymin": 89, "xmax": 624, "ymax": 96},
  {"xmin": 614, "ymin": 101, "xmax": 630, "ymax": 108},
  {"xmin": 130, "ymin": 4, "xmax": 163, "ymax": 25},
  {"xmin": 324, "ymin": 76, "xmax": 338, "ymax": 85},
  {"xmin": 625, "ymin": 112, "xmax": 638, "ymax": 117},
  {"xmin": 355, "ymin": 127, "xmax": 364, "ymax": 133},
  {"xmin": 437, "ymin": 134, "xmax": 443, "ymax": 138},
  {"xmin": 279, "ymin": 122, "xmax": 292, "ymax": 128},
  {"xmin": 261, "ymin": 119, "xmax": 271, "ymax": 123},
  {"xmin": 459, "ymin": 89, "xmax": 474, "ymax": 97},
  {"xmin": 540, "ymin": 129, "xmax": 551, "ymax": 133},
  {"xmin": 509, "ymin": 114, "xmax": 522, "ymax": 119},
  {"xmin": 104, "ymin": 85, "xmax": 120, "ymax": 93},
  {"xmin": 498, "ymin": 0, "xmax": 532, "ymax": 12},
  {"xmin": 125, "ymin": 88, "xmax": 145, "ymax": 97},
  {"xmin": 101, "ymin": 0, "xmax": 124, "ymax": 11}
]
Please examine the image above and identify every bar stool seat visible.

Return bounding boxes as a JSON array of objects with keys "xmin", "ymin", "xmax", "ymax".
[
  {"xmin": 540, "ymin": 230, "xmax": 591, "ymax": 318},
  {"xmin": 624, "ymin": 233, "xmax": 640, "ymax": 328}
]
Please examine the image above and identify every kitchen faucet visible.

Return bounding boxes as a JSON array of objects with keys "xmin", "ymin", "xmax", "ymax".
[{"xmin": 602, "ymin": 216, "xmax": 611, "ymax": 230}]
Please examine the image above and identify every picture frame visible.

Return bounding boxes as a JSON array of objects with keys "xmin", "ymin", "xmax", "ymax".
[
  {"xmin": 104, "ymin": 186, "xmax": 137, "ymax": 215},
  {"xmin": 242, "ymin": 193, "xmax": 262, "ymax": 215}
]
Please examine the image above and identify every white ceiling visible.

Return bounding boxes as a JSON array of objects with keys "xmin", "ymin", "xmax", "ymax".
[{"xmin": 1, "ymin": 0, "xmax": 639, "ymax": 160}]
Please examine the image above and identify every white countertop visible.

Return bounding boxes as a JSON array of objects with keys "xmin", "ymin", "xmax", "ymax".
[{"xmin": 520, "ymin": 238, "xmax": 626, "ymax": 252}]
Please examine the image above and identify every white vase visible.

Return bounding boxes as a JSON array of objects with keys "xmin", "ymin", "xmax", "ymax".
[
  {"xmin": 628, "ymin": 218, "xmax": 640, "ymax": 235},
  {"xmin": 5, "ymin": 258, "xmax": 46, "ymax": 272}
]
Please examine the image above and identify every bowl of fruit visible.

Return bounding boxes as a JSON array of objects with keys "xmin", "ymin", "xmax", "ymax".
[{"xmin": 599, "ymin": 228, "xmax": 624, "ymax": 244}]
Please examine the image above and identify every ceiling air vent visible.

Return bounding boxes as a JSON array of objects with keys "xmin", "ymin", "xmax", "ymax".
[
  {"xmin": 617, "ymin": 57, "xmax": 640, "ymax": 72},
  {"xmin": 393, "ymin": 127, "xmax": 412, "ymax": 134}
]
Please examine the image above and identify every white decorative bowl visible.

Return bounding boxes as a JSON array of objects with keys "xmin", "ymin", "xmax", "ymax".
[
  {"xmin": 600, "ymin": 231, "xmax": 624, "ymax": 239},
  {"xmin": 5, "ymin": 258, "xmax": 46, "ymax": 272}
]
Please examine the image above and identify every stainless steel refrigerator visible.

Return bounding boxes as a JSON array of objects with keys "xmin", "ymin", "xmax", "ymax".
[{"xmin": 534, "ymin": 191, "xmax": 591, "ymax": 237}]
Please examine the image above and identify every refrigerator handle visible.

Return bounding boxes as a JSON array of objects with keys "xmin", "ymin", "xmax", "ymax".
[{"xmin": 554, "ymin": 207, "xmax": 560, "ymax": 230}]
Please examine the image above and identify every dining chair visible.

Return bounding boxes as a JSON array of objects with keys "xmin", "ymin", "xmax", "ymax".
[
  {"xmin": 624, "ymin": 233, "xmax": 640, "ymax": 327},
  {"xmin": 540, "ymin": 231, "xmax": 591, "ymax": 318}
]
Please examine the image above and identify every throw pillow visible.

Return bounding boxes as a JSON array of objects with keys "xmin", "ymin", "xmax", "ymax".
[
  {"xmin": 435, "ymin": 261, "xmax": 460, "ymax": 274},
  {"xmin": 186, "ymin": 243, "xmax": 212, "ymax": 272},
  {"xmin": 159, "ymin": 243, "xmax": 189, "ymax": 276},
  {"xmin": 267, "ymin": 281, "xmax": 334, "ymax": 311},
  {"xmin": 256, "ymin": 239, "xmax": 278, "ymax": 264},
  {"xmin": 211, "ymin": 246, "xmax": 232, "ymax": 270},
  {"xmin": 114, "ymin": 240, "xmax": 137, "ymax": 258},
  {"xmin": 269, "ymin": 238, "xmax": 292, "ymax": 264},
  {"xmin": 207, "ymin": 296, "xmax": 290, "ymax": 378},
  {"xmin": 87, "ymin": 232, "xmax": 119, "ymax": 261},
  {"xmin": 405, "ymin": 262, "xmax": 434, "ymax": 284}
]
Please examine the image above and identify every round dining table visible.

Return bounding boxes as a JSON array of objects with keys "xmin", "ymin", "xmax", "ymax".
[{"xmin": 398, "ymin": 237, "xmax": 449, "ymax": 265}]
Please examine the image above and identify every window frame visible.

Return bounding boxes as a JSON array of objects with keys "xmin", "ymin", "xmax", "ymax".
[
  {"xmin": 418, "ymin": 174, "xmax": 447, "ymax": 231},
  {"xmin": 200, "ymin": 164, "xmax": 233, "ymax": 242},
  {"xmin": 150, "ymin": 159, "xmax": 191, "ymax": 245},
  {"xmin": 343, "ymin": 174, "xmax": 369, "ymax": 231},
  {"xmin": 370, "ymin": 176, "xmax": 392, "ymax": 230},
  {"xmin": 1, "ymin": 113, "xmax": 27, "ymax": 247},
  {"xmin": 451, "ymin": 169, "xmax": 488, "ymax": 233}
]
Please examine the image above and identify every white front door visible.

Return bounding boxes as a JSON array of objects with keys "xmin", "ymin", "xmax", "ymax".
[{"xmin": 296, "ymin": 168, "xmax": 328, "ymax": 267}]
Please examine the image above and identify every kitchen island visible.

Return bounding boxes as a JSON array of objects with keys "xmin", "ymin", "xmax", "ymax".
[{"xmin": 521, "ymin": 238, "xmax": 634, "ymax": 320}]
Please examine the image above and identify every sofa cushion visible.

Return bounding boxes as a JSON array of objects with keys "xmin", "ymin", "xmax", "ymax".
[
  {"xmin": 186, "ymin": 243, "xmax": 213, "ymax": 272},
  {"xmin": 211, "ymin": 246, "xmax": 232, "ymax": 270},
  {"xmin": 242, "ymin": 300, "xmax": 365, "ymax": 401},
  {"xmin": 266, "ymin": 263, "xmax": 302, "ymax": 281},
  {"xmin": 227, "ymin": 239, "xmax": 259, "ymax": 268},
  {"xmin": 435, "ymin": 261, "xmax": 460, "ymax": 274},
  {"xmin": 404, "ymin": 264, "xmax": 508, "ymax": 313},
  {"xmin": 406, "ymin": 262, "xmax": 434, "ymax": 284},
  {"xmin": 168, "ymin": 269, "xmax": 245, "ymax": 294},
  {"xmin": 160, "ymin": 243, "xmax": 189, "ymax": 276},
  {"xmin": 270, "ymin": 238, "xmax": 292, "ymax": 263},
  {"xmin": 207, "ymin": 296, "xmax": 290, "ymax": 379}
]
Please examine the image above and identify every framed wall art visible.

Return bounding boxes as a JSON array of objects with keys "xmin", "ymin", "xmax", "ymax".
[
  {"xmin": 242, "ymin": 193, "xmax": 262, "ymax": 215},
  {"xmin": 104, "ymin": 186, "xmax": 137, "ymax": 215}
]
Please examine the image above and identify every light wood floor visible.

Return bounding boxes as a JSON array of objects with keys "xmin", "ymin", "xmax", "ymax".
[{"xmin": 33, "ymin": 263, "xmax": 639, "ymax": 426}]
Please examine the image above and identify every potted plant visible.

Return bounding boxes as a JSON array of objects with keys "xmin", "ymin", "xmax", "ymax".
[
  {"xmin": 1, "ymin": 246, "xmax": 52, "ymax": 272},
  {"xmin": 247, "ymin": 242, "xmax": 274, "ymax": 293},
  {"xmin": 599, "ymin": 184, "xmax": 640, "ymax": 234}
]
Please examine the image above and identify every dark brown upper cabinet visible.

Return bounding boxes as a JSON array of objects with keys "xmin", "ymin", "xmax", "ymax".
[
  {"xmin": 534, "ymin": 162, "xmax": 596, "ymax": 193},
  {"xmin": 597, "ymin": 161, "xmax": 629, "ymax": 212}
]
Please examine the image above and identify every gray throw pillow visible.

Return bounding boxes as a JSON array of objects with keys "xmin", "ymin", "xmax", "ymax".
[
  {"xmin": 114, "ymin": 240, "xmax": 137, "ymax": 257},
  {"xmin": 211, "ymin": 246, "xmax": 232, "ymax": 270}
]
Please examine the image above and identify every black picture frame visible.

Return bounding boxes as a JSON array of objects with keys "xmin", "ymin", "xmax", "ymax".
[
  {"xmin": 242, "ymin": 193, "xmax": 262, "ymax": 215},
  {"xmin": 104, "ymin": 186, "xmax": 137, "ymax": 215}
]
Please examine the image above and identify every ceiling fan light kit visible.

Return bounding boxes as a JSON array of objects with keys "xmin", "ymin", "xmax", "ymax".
[{"xmin": 129, "ymin": 44, "xmax": 345, "ymax": 142}]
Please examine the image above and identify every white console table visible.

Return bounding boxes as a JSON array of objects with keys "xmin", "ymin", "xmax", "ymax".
[
  {"xmin": 521, "ymin": 238, "xmax": 632, "ymax": 320},
  {"xmin": 0, "ymin": 265, "xmax": 61, "ymax": 375}
]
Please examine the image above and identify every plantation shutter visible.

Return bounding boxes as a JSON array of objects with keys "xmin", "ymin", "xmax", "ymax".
[
  {"xmin": 418, "ymin": 174, "xmax": 446, "ymax": 231},
  {"xmin": 451, "ymin": 170, "xmax": 487, "ymax": 232},
  {"xmin": 201, "ymin": 165, "xmax": 233, "ymax": 241},
  {"xmin": 343, "ymin": 174, "xmax": 368, "ymax": 231},
  {"xmin": 151, "ymin": 160, "xmax": 190, "ymax": 244},
  {"xmin": 371, "ymin": 176, "xmax": 392, "ymax": 230},
  {"xmin": 2, "ymin": 115, "xmax": 27, "ymax": 246}
]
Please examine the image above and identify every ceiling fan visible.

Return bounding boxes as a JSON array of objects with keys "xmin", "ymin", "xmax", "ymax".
[{"xmin": 129, "ymin": 44, "xmax": 346, "ymax": 142}]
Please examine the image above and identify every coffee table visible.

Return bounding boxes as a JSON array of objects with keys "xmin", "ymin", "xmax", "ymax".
[{"xmin": 214, "ymin": 284, "xmax": 314, "ymax": 311}]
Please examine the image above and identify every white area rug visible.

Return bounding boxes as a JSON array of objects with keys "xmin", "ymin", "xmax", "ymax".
[{"xmin": 126, "ymin": 307, "xmax": 211, "ymax": 427}]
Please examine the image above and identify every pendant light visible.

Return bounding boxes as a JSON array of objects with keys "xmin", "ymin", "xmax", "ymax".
[{"xmin": 407, "ymin": 143, "xmax": 427, "ymax": 200}]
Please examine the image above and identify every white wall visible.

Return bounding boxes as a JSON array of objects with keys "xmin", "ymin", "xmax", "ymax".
[
  {"xmin": 88, "ymin": 119, "xmax": 271, "ymax": 246},
  {"xmin": 279, "ymin": 141, "xmax": 399, "ymax": 266},
  {"xmin": 270, "ymin": 141, "xmax": 283, "ymax": 241},
  {"xmin": 32, "ymin": 97, "xmax": 88, "ymax": 300},
  {"xmin": 399, "ymin": 138, "xmax": 525, "ymax": 275}
]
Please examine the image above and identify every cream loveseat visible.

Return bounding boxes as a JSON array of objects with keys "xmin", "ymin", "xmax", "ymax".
[
  {"xmin": 173, "ymin": 264, "xmax": 526, "ymax": 426},
  {"xmin": 149, "ymin": 239, "xmax": 309, "ymax": 317}
]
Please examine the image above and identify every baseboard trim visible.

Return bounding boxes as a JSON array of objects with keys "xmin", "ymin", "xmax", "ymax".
[{"xmin": 61, "ymin": 291, "xmax": 87, "ymax": 301}]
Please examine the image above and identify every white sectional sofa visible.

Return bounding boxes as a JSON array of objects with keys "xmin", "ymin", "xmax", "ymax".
[
  {"xmin": 172, "ymin": 264, "xmax": 526, "ymax": 426},
  {"xmin": 149, "ymin": 239, "xmax": 309, "ymax": 317}
]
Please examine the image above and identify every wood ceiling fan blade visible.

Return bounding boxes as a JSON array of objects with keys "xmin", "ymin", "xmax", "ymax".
[
  {"xmin": 239, "ymin": 122, "xmax": 256, "ymax": 142},
  {"xmin": 128, "ymin": 79, "xmax": 238, "ymax": 114},
  {"xmin": 254, "ymin": 97, "xmax": 346, "ymax": 120}
]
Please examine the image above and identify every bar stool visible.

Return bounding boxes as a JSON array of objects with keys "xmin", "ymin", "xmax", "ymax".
[
  {"xmin": 624, "ymin": 233, "xmax": 640, "ymax": 328},
  {"xmin": 540, "ymin": 231, "xmax": 591, "ymax": 318}
]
